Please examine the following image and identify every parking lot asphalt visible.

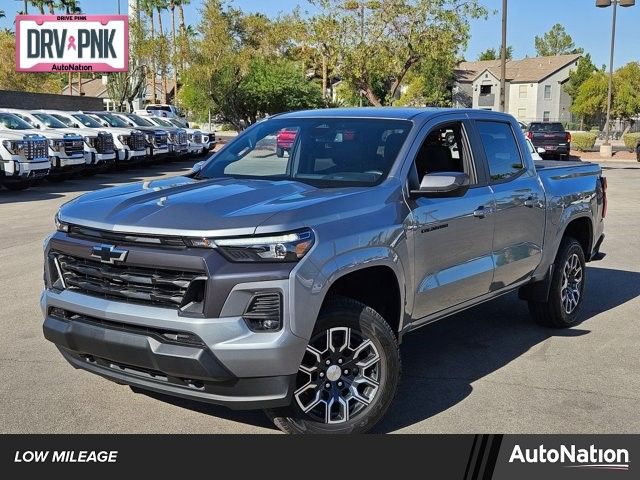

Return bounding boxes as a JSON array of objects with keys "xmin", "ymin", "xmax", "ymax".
[{"xmin": 0, "ymin": 159, "xmax": 638, "ymax": 434}]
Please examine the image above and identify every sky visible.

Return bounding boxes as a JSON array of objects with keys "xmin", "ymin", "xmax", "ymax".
[{"xmin": 1, "ymin": 0, "xmax": 638, "ymax": 69}]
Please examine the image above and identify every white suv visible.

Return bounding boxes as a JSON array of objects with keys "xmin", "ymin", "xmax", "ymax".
[{"xmin": 0, "ymin": 113, "xmax": 49, "ymax": 190}]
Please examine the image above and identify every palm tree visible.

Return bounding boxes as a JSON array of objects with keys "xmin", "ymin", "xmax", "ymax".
[
  {"xmin": 140, "ymin": 0, "xmax": 157, "ymax": 103},
  {"xmin": 30, "ymin": 1, "xmax": 47, "ymax": 14},
  {"xmin": 58, "ymin": 0, "xmax": 81, "ymax": 14},
  {"xmin": 169, "ymin": 0, "xmax": 177, "ymax": 102},
  {"xmin": 154, "ymin": 0, "xmax": 169, "ymax": 103},
  {"xmin": 175, "ymin": 0, "xmax": 189, "ymax": 34},
  {"xmin": 46, "ymin": 1, "xmax": 55, "ymax": 14}
]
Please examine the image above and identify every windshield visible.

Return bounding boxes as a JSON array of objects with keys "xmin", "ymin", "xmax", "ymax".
[
  {"xmin": 70, "ymin": 113, "xmax": 103, "ymax": 128},
  {"xmin": 0, "ymin": 112, "xmax": 34, "ymax": 130},
  {"xmin": 198, "ymin": 118, "xmax": 412, "ymax": 187},
  {"xmin": 32, "ymin": 112, "xmax": 68, "ymax": 129},
  {"xmin": 150, "ymin": 117, "xmax": 173, "ymax": 127},
  {"xmin": 126, "ymin": 114, "xmax": 155, "ymax": 127},
  {"xmin": 93, "ymin": 113, "xmax": 129, "ymax": 128},
  {"xmin": 530, "ymin": 123, "xmax": 564, "ymax": 133}
]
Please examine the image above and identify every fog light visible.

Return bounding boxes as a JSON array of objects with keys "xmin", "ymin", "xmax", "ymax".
[{"xmin": 242, "ymin": 293, "xmax": 282, "ymax": 331}]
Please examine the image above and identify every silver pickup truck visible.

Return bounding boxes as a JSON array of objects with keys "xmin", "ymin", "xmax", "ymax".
[{"xmin": 42, "ymin": 108, "xmax": 606, "ymax": 434}]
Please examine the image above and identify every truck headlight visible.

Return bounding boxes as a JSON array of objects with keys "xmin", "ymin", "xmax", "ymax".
[
  {"xmin": 49, "ymin": 139, "xmax": 65, "ymax": 152},
  {"xmin": 84, "ymin": 136, "xmax": 96, "ymax": 148},
  {"xmin": 54, "ymin": 212, "xmax": 69, "ymax": 233},
  {"xmin": 117, "ymin": 134, "xmax": 130, "ymax": 144},
  {"xmin": 2, "ymin": 140, "xmax": 26, "ymax": 155},
  {"xmin": 185, "ymin": 229, "xmax": 315, "ymax": 262}
]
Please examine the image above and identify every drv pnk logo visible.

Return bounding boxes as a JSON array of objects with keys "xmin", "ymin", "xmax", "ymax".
[{"xmin": 16, "ymin": 15, "xmax": 128, "ymax": 73}]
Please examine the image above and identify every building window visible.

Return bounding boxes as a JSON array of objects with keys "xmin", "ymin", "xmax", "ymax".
[
  {"xmin": 480, "ymin": 85, "xmax": 492, "ymax": 95},
  {"xmin": 517, "ymin": 108, "xmax": 527, "ymax": 119},
  {"xmin": 544, "ymin": 85, "xmax": 552, "ymax": 100},
  {"xmin": 519, "ymin": 85, "xmax": 527, "ymax": 99},
  {"xmin": 543, "ymin": 111, "xmax": 551, "ymax": 122}
]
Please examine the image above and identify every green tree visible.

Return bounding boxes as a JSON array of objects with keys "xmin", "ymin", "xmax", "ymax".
[
  {"xmin": 535, "ymin": 24, "xmax": 583, "ymax": 56},
  {"xmin": 478, "ymin": 46, "xmax": 512, "ymax": 61},
  {"xmin": 613, "ymin": 62, "xmax": 640, "ymax": 125},
  {"xmin": 571, "ymin": 70, "xmax": 608, "ymax": 124},
  {"xmin": 564, "ymin": 54, "xmax": 596, "ymax": 129},
  {"xmin": 57, "ymin": 0, "xmax": 82, "ymax": 13},
  {"xmin": 309, "ymin": 0, "xmax": 486, "ymax": 106},
  {"xmin": 30, "ymin": 1, "xmax": 47, "ymax": 14}
]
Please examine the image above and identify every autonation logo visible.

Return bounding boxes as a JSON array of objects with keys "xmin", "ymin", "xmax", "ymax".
[{"xmin": 509, "ymin": 444, "xmax": 630, "ymax": 471}]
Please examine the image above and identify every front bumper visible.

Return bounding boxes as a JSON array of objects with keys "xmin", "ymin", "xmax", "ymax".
[
  {"xmin": 86, "ymin": 151, "xmax": 117, "ymax": 166},
  {"xmin": 51, "ymin": 154, "xmax": 86, "ymax": 170},
  {"xmin": 2, "ymin": 159, "xmax": 50, "ymax": 178},
  {"xmin": 117, "ymin": 148, "xmax": 146, "ymax": 162}
]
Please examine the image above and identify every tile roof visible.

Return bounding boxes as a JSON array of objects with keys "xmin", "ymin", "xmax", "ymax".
[{"xmin": 456, "ymin": 54, "xmax": 581, "ymax": 84}]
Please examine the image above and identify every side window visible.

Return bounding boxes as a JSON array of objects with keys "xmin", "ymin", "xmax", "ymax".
[
  {"xmin": 413, "ymin": 122, "xmax": 471, "ymax": 183},
  {"xmin": 476, "ymin": 121, "xmax": 524, "ymax": 182}
]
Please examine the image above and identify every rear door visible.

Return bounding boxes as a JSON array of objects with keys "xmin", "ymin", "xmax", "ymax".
[{"xmin": 475, "ymin": 119, "xmax": 546, "ymax": 289}]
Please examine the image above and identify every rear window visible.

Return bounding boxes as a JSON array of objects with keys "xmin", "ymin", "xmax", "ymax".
[
  {"xmin": 529, "ymin": 123, "xmax": 564, "ymax": 133},
  {"xmin": 477, "ymin": 121, "xmax": 524, "ymax": 182}
]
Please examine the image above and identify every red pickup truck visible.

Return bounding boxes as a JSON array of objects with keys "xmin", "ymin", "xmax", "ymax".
[{"xmin": 276, "ymin": 128, "xmax": 297, "ymax": 157}]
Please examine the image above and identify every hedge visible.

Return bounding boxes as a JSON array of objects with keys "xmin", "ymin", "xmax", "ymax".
[
  {"xmin": 571, "ymin": 132, "xmax": 598, "ymax": 151},
  {"xmin": 623, "ymin": 132, "xmax": 640, "ymax": 150}
]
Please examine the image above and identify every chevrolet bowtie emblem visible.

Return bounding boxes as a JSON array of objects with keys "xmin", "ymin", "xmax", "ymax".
[{"xmin": 90, "ymin": 244, "xmax": 128, "ymax": 264}]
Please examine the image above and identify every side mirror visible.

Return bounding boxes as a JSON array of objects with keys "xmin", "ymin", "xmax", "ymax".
[
  {"xmin": 536, "ymin": 147, "xmax": 546, "ymax": 154},
  {"xmin": 73, "ymin": 123, "xmax": 80, "ymax": 128},
  {"xmin": 411, "ymin": 172, "xmax": 470, "ymax": 198},
  {"xmin": 190, "ymin": 161, "xmax": 205, "ymax": 177}
]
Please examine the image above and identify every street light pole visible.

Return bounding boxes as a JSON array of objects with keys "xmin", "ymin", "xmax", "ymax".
[
  {"xmin": 499, "ymin": 0, "xmax": 508, "ymax": 113},
  {"xmin": 596, "ymin": 0, "xmax": 635, "ymax": 152}
]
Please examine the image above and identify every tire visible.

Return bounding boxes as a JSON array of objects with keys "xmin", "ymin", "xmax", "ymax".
[
  {"xmin": 528, "ymin": 237, "xmax": 586, "ymax": 328},
  {"xmin": 276, "ymin": 146, "xmax": 284, "ymax": 158},
  {"xmin": 265, "ymin": 296, "xmax": 401, "ymax": 434}
]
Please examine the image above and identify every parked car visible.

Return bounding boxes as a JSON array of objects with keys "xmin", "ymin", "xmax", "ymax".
[
  {"xmin": 527, "ymin": 122, "xmax": 571, "ymax": 160},
  {"xmin": 43, "ymin": 108, "xmax": 606, "ymax": 434},
  {"xmin": 109, "ymin": 112, "xmax": 177, "ymax": 159},
  {"xmin": 163, "ymin": 117, "xmax": 211, "ymax": 155},
  {"xmin": 526, "ymin": 137, "xmax": 544, "ymax": 161},
  {"xmin": 45, "ymin": 111, "xmax": 147, "ymax": 166},
  {"xmin": 85, "ymin": 111, "xmax": 166, "ymax": 163},
  {"xmin": 0, "ymin": 110, "xmax": 85, "ymax": 180},
  {"xmin": 3, "ymin": 109, "xmax": 116, "ymax": 173},
  {"xmin": 0, "ymin": 113, "xmax": 49, "ymax": 190},
  {"xmin": 276, "ymin": 127, "xmax": 298, "ymax": 157},
  {"xmin": 144, "ymin": 104, "xmax": 182, "ymax": 119}
]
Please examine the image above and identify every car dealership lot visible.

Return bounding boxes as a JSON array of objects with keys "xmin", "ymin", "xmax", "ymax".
[{"xmin": 0, "ymin": 160, "xmax": 638, "ymax": 434}]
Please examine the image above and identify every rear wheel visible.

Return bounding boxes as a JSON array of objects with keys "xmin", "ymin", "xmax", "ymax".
[
  {"xmin": 265, "ymin": 296, "xmax": 400, "ymax": 434},
  {"xmin": 528, "ymin": 237, "xmax": 586, "ymax": 328}
]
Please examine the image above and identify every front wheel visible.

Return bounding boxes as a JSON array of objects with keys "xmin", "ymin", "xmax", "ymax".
[
  {"xmin": 528, "ymin": 237, "xmax": 586, "ymax": 328},
  {"xmin": 265, "ymin": 297, "xmax": 401, "ymax": 434}
]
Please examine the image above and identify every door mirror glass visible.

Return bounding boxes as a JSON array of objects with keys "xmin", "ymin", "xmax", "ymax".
[{"xmin": 411, "ymin": 172, "xmax": 470, "ymax": 198}]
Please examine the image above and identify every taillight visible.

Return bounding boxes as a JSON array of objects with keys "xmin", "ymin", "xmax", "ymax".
[
  {"xmin": 527, "ymin": 131, "xmax": 533, "ymax": 140},
  {"xmin": 601, "ymin": 176, "xmax": 608, "ymax": 218},
  {"xmin": 566, "ymin": 132, "xmax": 572, "ymax": 142}
]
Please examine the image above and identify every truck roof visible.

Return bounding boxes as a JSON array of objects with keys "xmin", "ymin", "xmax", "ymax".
[{"xmin": 274, "ymin": 107, "xmax": 514, "ymax": 121}]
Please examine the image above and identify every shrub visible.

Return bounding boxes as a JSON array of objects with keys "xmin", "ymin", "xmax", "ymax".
[
  {"xmin": 571, "ymin": 132, "xmax": 598, "ymax": 151},
  {"xmin": 623, "ymin": 132, "xmax": 640, "ymax": 150}
]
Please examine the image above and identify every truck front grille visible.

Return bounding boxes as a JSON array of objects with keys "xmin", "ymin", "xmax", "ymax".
[
  {"xmin": 55, "ymin": 253, "xmax": 204, "ymax": 309},
  {"xmin": 25, "ymin": 138, "xmax": 48, "ymax": 160},
  {"xmin": 178, "ymin": 131, "xmax": 188, "ymax": 146},
  {"xmin": 128, "ymin": 132, "xmax": 146, "ymax": 151},
  {"xmin": 154, "ymin": 132, "xmax": 168, "ymax": 148},
  {"xmin": 96, "ymin": 132, "xmax": 115, "ymax": 154},
  {"xmin": 64, "ymin": 136, "xmax": 84, "ymax": 156},
  {"xmin": 193, "ymin": 133, "xmax": 202, "ymax": 144}
]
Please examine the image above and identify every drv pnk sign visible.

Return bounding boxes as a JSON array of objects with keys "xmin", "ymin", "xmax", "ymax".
[{"xmin": 16, "ymin": 15, "xmax": 128, "ymax": 72}]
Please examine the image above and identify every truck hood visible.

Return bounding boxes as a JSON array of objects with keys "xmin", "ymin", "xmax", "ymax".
[
  {"xmin": 44, "ymin": 127, "xmax": 107, "ymax": 138},
  {"xmin": 19, "ymin": 129, "xmax": 82, "ymax": 140},
  {"xmin": 0, "ymin": 129, "xmax": 47, "ymax": 141},
  {"xmin": 58, "ymin": 176, "xmax": 378, "ymax": 237}
]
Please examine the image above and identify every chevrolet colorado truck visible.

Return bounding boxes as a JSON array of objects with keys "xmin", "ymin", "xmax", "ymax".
[
  {"xmin": 48, "ymin": 110, "xmax": 148, "ymax": 166},
  {"xmin": 42, "ymin": 108, "xmax": 606, "ymax": 434}
]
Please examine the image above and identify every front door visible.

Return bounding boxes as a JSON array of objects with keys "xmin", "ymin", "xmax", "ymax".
[{"xmin": 407, "ymin": 120, "xmax": 496, "ymax": 320}]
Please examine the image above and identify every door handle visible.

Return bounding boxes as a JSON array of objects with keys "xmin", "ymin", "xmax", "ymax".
[{"xmin": 473, "ymin": 206, "xmax": 487, "ymax": 219}]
